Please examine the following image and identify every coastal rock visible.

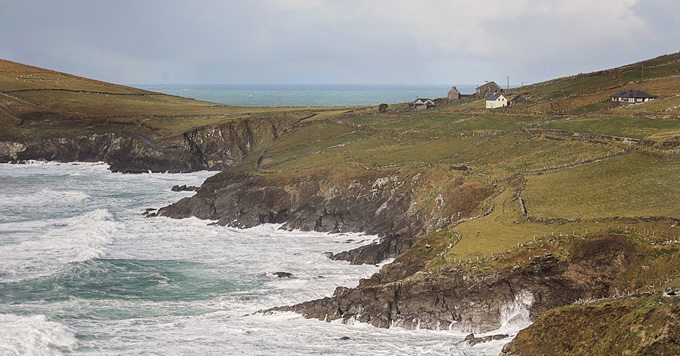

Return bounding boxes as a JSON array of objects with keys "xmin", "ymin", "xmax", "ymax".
[
  {"xmin": 270, "ymin": 236, "xmax": 639, "ymax": 333},
  {"xmin": 273, "ymin": 272, "xmax": 293, "ymax": 278},
  {"xmin": 171, "ymin": 185, "xmax": 199, "ymax": 192},
  {"xmin": 464, "ymin": 333, "xmax": 509, "ymax": 346},
  {"xmin": 0, "ymin": 119, "xmax": 280, "ymax": 173},
  {"xmin": 0, "ymin": 142, "xmax": 26, "ymax": 161},
  {"xmin": 159, "ymin": 170, "xmax": 492, "ymax": 264}
]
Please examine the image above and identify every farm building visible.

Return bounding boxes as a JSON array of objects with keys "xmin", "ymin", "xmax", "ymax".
[
  {"xmin": 611, "ymin": 90, "xmax": 657, "ymax": 104},
  {"xmin": 476, "ymin": 81, "xmax": 502, "ymax": 98},
  {"xmin": 486, "ymin": 93, "xmax": 508, "ymax": 109},
  {"xmin": 412, "ymin": 98, "xmax": 436, "ymax": 110},
  {"xmin": 448, "ymin": 86, "xmax": 461, "ymax": 101}
]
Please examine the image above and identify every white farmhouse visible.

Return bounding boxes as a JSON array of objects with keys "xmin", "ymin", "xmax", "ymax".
[
  {"xmin": 611, "ymin": 90, "xmax": 656, "ymax": 105},
  {"xmin": 485, "ymin": 93, "xmax": 508, "ymax": 109}
]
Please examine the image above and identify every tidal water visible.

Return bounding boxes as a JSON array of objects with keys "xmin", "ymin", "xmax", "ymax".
[
  {"xmin": 135, "ymin": 84, "xmax": 477, "ymax": 107},
  {"xmin": 0, "ymin": 162, "xmax": 526, "ymax": 355}
]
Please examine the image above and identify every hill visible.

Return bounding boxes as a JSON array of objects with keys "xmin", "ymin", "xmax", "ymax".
[{"xmin": 0, "ymin": 59, "xmax": 348, "ymax": 171}]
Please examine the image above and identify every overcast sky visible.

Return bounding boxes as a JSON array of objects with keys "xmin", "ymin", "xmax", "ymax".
[{"xmin": 1, "ymin": 0, "xmax": 678, "ymax": 85}]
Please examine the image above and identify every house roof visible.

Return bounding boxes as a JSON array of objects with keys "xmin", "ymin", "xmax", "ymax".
[
  {"xmin": 612, "ymin": 90, "xmax": 656, "ymax": 99},
  {"xmin": 477, "ymin": 81, "xmax": 502, "ymax": 90},
  {"xmin": 486, "ymin": 93, "xmax": 504, "ymax": 100},
  {"xmin": 449, "ymin": 86, "xmax": 460, "ymax": 93},
  {"xmin": 414, "ymin": 97, "xmax": 433, "ymax": 103}
]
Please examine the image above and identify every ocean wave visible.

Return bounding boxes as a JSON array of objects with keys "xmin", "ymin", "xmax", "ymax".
[
  {"xmin": 0, "ymin": 314, "xmax": 76, "ymax": 356},
  {"xmin": 0, "ymin": 161, "xmax": 111, "ymax": 177},
  {"xmin": 0, "ymin": 209, "xmax": 120, "ymax": 282},
  {"xmin": 0, "ymin": 189, "xmax": 90, "ymax": 208}
]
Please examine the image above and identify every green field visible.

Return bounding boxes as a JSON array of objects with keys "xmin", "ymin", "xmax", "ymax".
[{"xmin": 524, "ymin": 152, "xmax": 680, "ymax": 219}]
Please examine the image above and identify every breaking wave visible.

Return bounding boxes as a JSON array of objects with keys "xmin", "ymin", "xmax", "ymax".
[
  {"xmin": 0, "ymin": 209, "xmax": 119, "ymax": 282},
  {"xmin": 0, "ymin": 314, "xmax": 77, "ymax": 356}
]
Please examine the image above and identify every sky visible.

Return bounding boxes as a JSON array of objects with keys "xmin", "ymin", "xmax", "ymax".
[{"xmin": 1, "ymin": 0, "xmax": 678, "ymax": 86}]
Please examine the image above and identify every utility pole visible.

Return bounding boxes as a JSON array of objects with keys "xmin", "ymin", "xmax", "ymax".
[
  {"xmin": 641, "ymin": 64, "xmax": 644, "ymax": 81},
  {"xmin": 507, "ymin": 76, "xmax": 510, "ymax": 90}
]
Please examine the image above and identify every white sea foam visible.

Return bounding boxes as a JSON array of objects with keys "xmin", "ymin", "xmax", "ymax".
[
  {"xmin": 499, "ymin": 290, "xmax": 534, "ymax": 330},
  {"xmin": 0, "ymin": 314, "xmax": 77, "ymax": 356},
  {"xmin": 0, "ymin": 209, "xmax": 119, "ymax": 281},
  {"xmin": 0, "ymin": 189, "xmax": 89, "ymax": 208}
]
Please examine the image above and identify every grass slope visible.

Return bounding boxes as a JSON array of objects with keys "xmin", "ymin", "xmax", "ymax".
[
  {"xmin": 0, "ymin": 59, "xmax": 349, "ymax": 142},
  {"xmin": 503, "ymin": 295, "xmax": 680, "ymax": 356}
]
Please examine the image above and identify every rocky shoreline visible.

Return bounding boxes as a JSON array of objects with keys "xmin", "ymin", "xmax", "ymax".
[
  {"xmin": 0, "ymin": 118, "xmax": 279, "ymax": 173},
  {"xmin": 156, "ymin": 166, "xmax": 650, "ymax": 336},
  {"xmin": 269, "ymin": 236, "xmax": 639, "ymax": 333},
  {"xmin": 158, "ymin": 169, "xmax": 492, "ymax": 264}
]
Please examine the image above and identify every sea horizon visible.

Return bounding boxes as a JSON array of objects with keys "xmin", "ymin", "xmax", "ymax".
[{"xmin": 133, "ymin": 83, "xmax": 478, "ymax": 107}]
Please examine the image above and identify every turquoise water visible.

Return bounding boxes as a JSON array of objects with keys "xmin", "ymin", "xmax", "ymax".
[
  {"xmin": 0, "ymin": 162, "xmax": 523, "ymax": 355},
  {"xmin": 135, "ymin": 84, "xmax": 476, "ymax": 106}
]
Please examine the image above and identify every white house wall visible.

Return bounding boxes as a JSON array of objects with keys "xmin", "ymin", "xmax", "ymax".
[{"xmin": 486, "ymin": 98, "xmax": 508, "ymax": 109}]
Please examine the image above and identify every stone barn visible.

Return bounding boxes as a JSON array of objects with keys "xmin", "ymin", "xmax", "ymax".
[
  {"xmin": 448, "ymin": 86, "xmax": 461, "ymax": 101},
  {"xmin": 412, "ymin": 98, "xmax": 436, "ymax": 110},
  {"xmin": 476, "ymin": 81, "xmax": 502, "ymax": 98}
]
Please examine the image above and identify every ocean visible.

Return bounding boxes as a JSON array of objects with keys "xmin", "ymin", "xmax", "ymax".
[
  {"xmin": 135, "ymin": 84, "xmax": 477, "ymax": 107},
  {"xmin": 0, "ymin": 162, "xmax": 528, "ymax": 355}
]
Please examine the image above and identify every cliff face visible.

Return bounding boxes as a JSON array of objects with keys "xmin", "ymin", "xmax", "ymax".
[
  {"xmin": 0, "ymin": 119, "xmax": 278, "ymax": 173},
  {"xmin": 272, "ymin": 235, "xmax": 639, "ymax": 333},
  {"xmin": 159, "ymin": 170, "xmax": 493, "ymax": 264}
]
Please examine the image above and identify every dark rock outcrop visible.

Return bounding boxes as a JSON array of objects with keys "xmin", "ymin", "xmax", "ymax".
[
  {"xmin": 464, "ymin": 333, "xmax": 509, "ymax": 346},
  {"xmin": 171, "ymin": 185, "xmax": 199, "ymax": 192},
  {"xmin": 159, "ymin": 170, "xmax": 492, "ymax": 264},
  {"xmin": 0, "ymin": 118, "xmax": 279, "ymax": 173},
  {"xmin": 273, "ymin": 272, "xmax": 293, "ymax": 278},
  {"xmin": 269, "ymin": 236, "xmax": 639, "ymax": 333},
  {"xmin": 160, "ymin": 172, "xmax": 424, "ymax": 264}
]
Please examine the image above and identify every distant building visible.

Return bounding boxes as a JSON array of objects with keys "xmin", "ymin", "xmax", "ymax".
[
  {"xmin": 485, "ymin": 93, "xmax": 508, "ymax": 109},
  {"xmin": 412, "ymin": 97, "xmax": 436, "ymax": 110},
  {"xmin": 611, "ymin": 90, "xmax": 656, "ymax": 104},
  {"xmin": 476, "ymin": 81, "xmax": 502, "ymax": 98},
  {"xmin": 447, "ymin": 86, "xmax": 461, "ymax": 101}
]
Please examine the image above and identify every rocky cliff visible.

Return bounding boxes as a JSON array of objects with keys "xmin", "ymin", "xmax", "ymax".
[
  {"xmin": 271, "ymin": 235, "xmax": 641, "ymax": 333},
  {"xmin": 159, "ymin": 169, "xmax": 493, "ymax": 264},
  {"xmin": 0, "ymin": 118, "xmax": 279, "ymax": 172}
]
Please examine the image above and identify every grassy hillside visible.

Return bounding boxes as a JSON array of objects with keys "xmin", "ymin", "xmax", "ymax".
[{"xmin": 0, "ymin": 59, "xmax": 347, "ymax": 142}]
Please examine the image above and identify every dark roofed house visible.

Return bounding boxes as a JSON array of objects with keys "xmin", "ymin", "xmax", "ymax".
[
  {"xmin": 611, "ymin": 90, "xmax": 657, "ymax": 105},
  {"xmin": 412, "ymin": 97, "xmax": 435, "ymax": 110}
]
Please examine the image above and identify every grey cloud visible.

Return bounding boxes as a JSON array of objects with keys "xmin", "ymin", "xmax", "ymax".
[{"xmin": 0, "ymin": 0, "xmax": 677, "ymax": 85}]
